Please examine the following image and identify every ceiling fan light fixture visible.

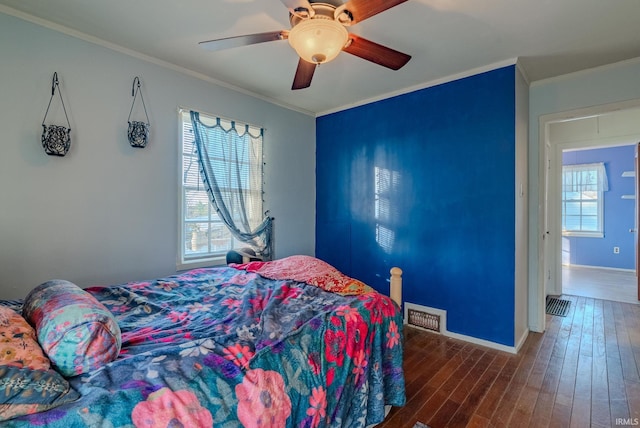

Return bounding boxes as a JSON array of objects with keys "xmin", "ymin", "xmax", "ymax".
[{"xmin": 288, "ymin": 18, "xmax": 348, "ymax": 64}]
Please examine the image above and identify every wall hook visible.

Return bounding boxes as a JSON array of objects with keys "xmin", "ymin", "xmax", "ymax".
[
  {"xmin": 51, "ymin": 71, "xmax": 59, "ymax": 96},
  {"xmin": 131, "ymin": 76, "xmax": 140, "ymax": 97}
]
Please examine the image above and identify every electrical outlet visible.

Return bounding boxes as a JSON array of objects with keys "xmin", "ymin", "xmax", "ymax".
[{"xmin": 614, "ymin": 247, "xmax": 620, "ymax": 254}]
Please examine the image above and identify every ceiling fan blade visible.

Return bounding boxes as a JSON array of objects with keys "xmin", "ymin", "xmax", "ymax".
[
  {"xmin": 341, "ymin": 0, "xmax": 408, "ymax": 24},
  {"xmin": 292, "ymin": 58, "xmax": 317, "ymax": 90},
  {"xmin": 199, "ymin": 31, "xmax": 288, "ymax": 52},
  {"xmin": 279, "ymin": 0, "xmax": 313, "ymax": 14},
  {"xmin": 343, "ymin": 34, "xmax": 411, "ymax": 70}
]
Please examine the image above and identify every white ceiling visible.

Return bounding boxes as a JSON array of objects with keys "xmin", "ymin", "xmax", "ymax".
[{"xmin": 2, "ymin": 0, "xmax": 640, "ymax": 116}]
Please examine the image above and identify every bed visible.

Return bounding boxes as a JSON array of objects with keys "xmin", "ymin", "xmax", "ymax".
[{"xmin": 0, "ymin": 255, "xmax": 405, "ymax": 427}]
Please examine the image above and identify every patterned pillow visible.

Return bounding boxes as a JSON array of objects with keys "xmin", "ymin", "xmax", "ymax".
[
  {"xmin": 232, "ymin": 255, "xmax": 375, "ymax": 295},
  {"xmin": 0, "ymin": 305, "xmax": 79, "ymax": 421},
  {"xmin": 22, "ymin": 280, "xmax": 122, "ymax": 377}
]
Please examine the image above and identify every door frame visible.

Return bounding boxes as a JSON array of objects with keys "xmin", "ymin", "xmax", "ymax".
[
  {"xmin": 636, "ymin": 143, "xmax": 639, "ymax": 299},
  {"xmin": 537, "ymin": 99, "xmax": 640, "ymax": 332}
]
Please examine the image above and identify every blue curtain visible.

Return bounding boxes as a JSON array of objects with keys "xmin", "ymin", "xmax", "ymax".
[{"xmin": 190, "ymin": 111, "xmax": 272, "ymax": 259}]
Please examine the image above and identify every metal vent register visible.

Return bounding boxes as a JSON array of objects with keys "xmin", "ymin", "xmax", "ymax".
[
  {"xmin": 407, "ymin": 308, "xmax": 441, "ymax": 332},
  {"xmin": 546, "ymin": 297, "xmax": 571, "ymax": 317}
]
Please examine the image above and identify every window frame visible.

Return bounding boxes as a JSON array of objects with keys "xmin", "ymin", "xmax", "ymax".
[
  {"xmin": 177, "ymin": 109, "xmax": 263, "ymax": 270},
  {"xmin": 561, "ymin": 163, "xmax": 605, "ymax": 238}
]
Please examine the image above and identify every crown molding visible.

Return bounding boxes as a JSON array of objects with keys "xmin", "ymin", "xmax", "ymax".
[
  {"xmin": 0, "ymin": 5, "xmax": 316, "ymax": 117},
  {"xmin": 317, "ymin": 58, "xmax": 519, "ymax": 117}
]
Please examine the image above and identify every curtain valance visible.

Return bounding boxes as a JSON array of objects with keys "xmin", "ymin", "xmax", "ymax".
[{"xmin": 563, "ymin": 162, "xmax": 608, "ymax": 193}]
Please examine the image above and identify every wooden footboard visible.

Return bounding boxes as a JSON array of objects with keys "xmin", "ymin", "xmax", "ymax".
[{"xmin": 390, "ymin": 267, "xmax": 402, "ymax": 307}]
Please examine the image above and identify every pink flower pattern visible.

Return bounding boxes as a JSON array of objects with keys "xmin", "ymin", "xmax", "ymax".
[
  {"xmin": 221, "ymin": 297, "xmax": 241, "ymax": 310},
  {"xmin": 25, "ymin": 259, "xmax": 405, "ymax": 426},
  {"xmin": 352, "ymin": 349, "xmax": 368, "ymax": 384},
  {"xmin": 336, "ymin": 305, "xmax": 360, "ymax": 323},
  {"xmin": 306, "ymin": 386, "xmax": 327, "ymax": 428},
  {"xmin": 131, "ymin": 387, "xmax": 213, "ymax": 428},
  {"xmin": 235, "ymin": 369, "xmax": 292, "ymax": 427},
  {"xmin": 386, "ymin": 320, "xmax": 400, "ymax": 349},
  {"xmin": 223, "ymin": 343, "xmax": 254, "ymax": 368}
]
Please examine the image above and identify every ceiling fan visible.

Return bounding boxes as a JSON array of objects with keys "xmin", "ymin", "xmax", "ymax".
[{"xmin": 199, "ymin": 0, "xmax": 411, "ymax": 90}]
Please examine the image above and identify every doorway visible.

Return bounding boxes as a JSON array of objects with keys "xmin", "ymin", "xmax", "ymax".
[
  {"xmin": 538, "ymin": 100, "xmax": 640, "ymax": 325},
  {"xmin": 560, "ymin": 143, "xmax": 637, "ymax": 304}
]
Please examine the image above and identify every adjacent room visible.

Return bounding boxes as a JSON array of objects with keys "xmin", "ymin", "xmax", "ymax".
[
  {"xmin": 1, "ymin": 0, "xmax": 640, "ymax": 427},
  {"xmin": 561, "ymin": 142, "xmax": 637, "ymax": 304}
]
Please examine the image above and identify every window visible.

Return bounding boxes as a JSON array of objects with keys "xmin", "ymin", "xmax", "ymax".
[
  {"xmin": 179, "ymin": 109, "xmax": 264, "ymax": 268},
  {"xmin": 562, "ymin": 162, "xmax": 607, "ymax": 238}
]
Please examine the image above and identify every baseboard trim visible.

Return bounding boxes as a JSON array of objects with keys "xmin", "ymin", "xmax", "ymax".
[
  {"xmin": 563, "ymin": 263, "xmax": 635, "ymax": 273},
  {"xmin": 515, "ymin": 329, "xmax": 529, "ymax": 353},
  {"xmin": 444, "ymin": 330, "xmax": 519, "ymax": 354},
  {"xmin": 403, "ymin": 301, "xmax": 525, "ymax": 354}
]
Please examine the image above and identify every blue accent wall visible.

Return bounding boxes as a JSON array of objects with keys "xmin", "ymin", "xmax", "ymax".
[
  {"xmin": 562, "ymin": 145, "xmax": 635, "ymax": 269},
  {"xmin": 316, "ymin": 66, "xmax": 517, "ymax": 346}
]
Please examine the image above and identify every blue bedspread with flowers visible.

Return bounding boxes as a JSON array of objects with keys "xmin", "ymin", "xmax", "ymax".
[{"xmin": 3, "ymin": 266, "xmax": 405, "ymax": 427}]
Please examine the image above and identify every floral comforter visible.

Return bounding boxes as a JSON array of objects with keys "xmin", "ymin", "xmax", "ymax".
[{"xmin": 3, "ymin": 264, "xmax": 405, "ymax": 427}]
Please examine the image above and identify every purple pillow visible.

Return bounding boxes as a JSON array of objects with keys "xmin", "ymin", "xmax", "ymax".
[{"xmin": 22, "ymin": 280, "xmax": 121, "ymax": 377}]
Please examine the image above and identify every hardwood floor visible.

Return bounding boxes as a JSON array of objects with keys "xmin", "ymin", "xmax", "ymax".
[
  {"xmin": 563, "ymin": 265, "xmax": 638, "ymax": 305},
  {"xmin": 377, "ymin": 294, "xmax": 640, "ymax": 428}
]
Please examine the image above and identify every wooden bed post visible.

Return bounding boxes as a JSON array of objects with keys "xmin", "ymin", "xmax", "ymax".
[{"xmin": 390, "ymin": 267, "xmax": 403, "ymax": 307}]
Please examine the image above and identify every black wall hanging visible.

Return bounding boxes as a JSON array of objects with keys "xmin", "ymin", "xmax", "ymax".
[
  {"xmin": 127, "ymin": 76, "xmax": 150, "ymax": 148},
  {"xmin": 41, "ymin": 72, "xmax": 71, "ymax": 157}
]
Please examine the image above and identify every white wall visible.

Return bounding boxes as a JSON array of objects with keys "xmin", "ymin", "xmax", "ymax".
[
  {"xmin": 514, "ymin": 64, "xmax": 529, "ymax": 349},
  {"xmin": 0, "ymin": 12, "xmax": 316, "ymax": 299},
  {"xmin": 548, "ymin": 108, "xmax": 640, "ymax": 145},
  {"xmin": 528, "ymin": 57, "xmax": 640, "ymax": 331}
]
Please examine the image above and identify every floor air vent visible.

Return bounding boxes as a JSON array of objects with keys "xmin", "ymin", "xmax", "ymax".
[
  {"xmin": 405, "ymin": 303, "xmax": 447, "ymax": 334},
  {"xmin": 407, "ymin": 308, "xmax": 441, "ymax": 333},
  {"xmin": 546, "ymin": 297, "xmax": 571, "ymax": 317}
]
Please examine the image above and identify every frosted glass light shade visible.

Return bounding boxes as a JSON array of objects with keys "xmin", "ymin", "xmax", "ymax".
[{"xmin": 288, "ymin": 19, "xmax": 348, "ymax": 64}]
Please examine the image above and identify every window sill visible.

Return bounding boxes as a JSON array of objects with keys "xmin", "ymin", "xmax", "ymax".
[
  {"xmin": 177, "ymin": 256, "xmax": 226, "ymax": 272},
  {"xmin": 562, "ymin": 231, "xmax": 604, "ymax": 238}
]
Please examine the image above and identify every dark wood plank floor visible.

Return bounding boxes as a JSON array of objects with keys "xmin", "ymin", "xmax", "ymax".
[{"xmin": 377, "ymin": 294, "xmax": 640, "ymax": 428}]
